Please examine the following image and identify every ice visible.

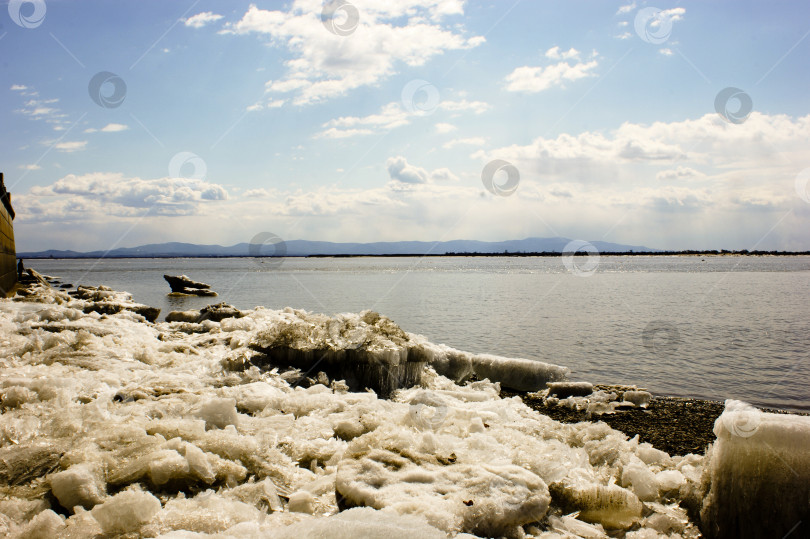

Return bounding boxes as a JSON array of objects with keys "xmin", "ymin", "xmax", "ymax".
[
  {"xmin": 195, "ymin": 397, "xmax": 239, "ymax": 429},
  {"xmin": 467, "ymin": 354, "xmax": 569, "ymax": 392},
  {"xmin": 49, "ymin": 463, "xmax": 105, "ymax": 511},
  {"xmin": 699, "ymin": 399, "xmax": 810, "ymax": 538},
  {"xmin": 90, "ymin": 487, "xmax": 161, "ymax": 534},
  {"xmin": 622, "ymin": 390, "xmax": 652, "ymax": 408},
  {"xmin": 0, "ymin": 284, "xmax": 714, "ymax": 537},
  {"xmin": 547, "ymin": 381, "xmax": 594, "ymax": 398},
  {"xmin": 271, "ymin": 507, "xmax": 447, "ymax": 539}
]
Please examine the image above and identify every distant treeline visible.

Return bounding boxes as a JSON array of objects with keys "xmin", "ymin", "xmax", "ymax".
[
  {"xmin": 20, "ymin": 250, "xmax": 810, "ymax": 260},
  {"xmin": 308, "ymin": 250, "xmax": 810, "ymax": 258}
]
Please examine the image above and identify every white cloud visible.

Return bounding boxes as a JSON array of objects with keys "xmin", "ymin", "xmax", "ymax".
[
  {"xmin": 438, "ymin": 99, "xmax": 490, "ymax": 114},
  {"xmin": 185, "ymin": 12, "xmax": 224, "ymax": 28},
  {"xmin": 226, "ymin": 1, "xmax": 483, "ymax": 105},
  {"xmin": 101, "ymin": 123, "xmax": 129, "ymax": 133},
  {"xmin": 14, "ymin": 113, "xmax": 810, "ymax": 251},
  {"xmin": 659, "ymin": 48, "xmax": 674, "ymax": 56},
  {"xmin": 54, "ymin": 141, "xmax": 88, "ymax": 153},
  {"xmin": 443, "ymin": 137, "xmax": 486, "ymax": 149},
  {"xmin": 656, "ymin": 166, "xmax": 704, "ymax": 181},
  {"xmin": 386, "ymin": 156, "xmax": 461, "ymax": 185},
  {"xmin": 19, "ymin": 164, "xmax": 41, "ymax": 171},
  {"xmin": 616, "ymin": 2, "xmax": 636, "ymax": 15},
  {"xmin": 10, "ymin": 84, "xmax": 28, "ymax": 91},
  {"xmin": 316, "ymin": 127, "xmax": 374, "ymax": 139},
  {"xmin": 545, "ymin": 46, "xmax": 579, "ymax": 60},
  {"xmin": 505, "ymin": 49, "xmax": 599, "ymax": 93},
  {"xmin": 615, "ymin": 31, "xmax": 632, "ymax": 40},
  {"xmin": 435, "ymin": 122, "xmax": 456, "ymax": 134},
  {"xmin": 387, "ymin": 156, "xmax": 429, "ymax": 184},
  {"xmin": 429, "ymin": 167, "xmax": 459, "ymax": 182},
  {"xmin": 243, "ymin": 188, "xmax": 273, "ymax": 198},
  {"xmin": 22, "ymin": 173, "xmax": 230, "ymax": 221}
]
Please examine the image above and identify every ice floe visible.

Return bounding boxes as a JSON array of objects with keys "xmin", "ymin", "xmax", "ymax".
[{"xmin": 0, "ymin": 282, "xmax": 788, "ymax": 537}]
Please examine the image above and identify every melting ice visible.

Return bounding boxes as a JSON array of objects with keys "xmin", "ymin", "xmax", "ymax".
[{"xmin": 0, "ymin": 283, "xmax": 805, "ymax": 538}]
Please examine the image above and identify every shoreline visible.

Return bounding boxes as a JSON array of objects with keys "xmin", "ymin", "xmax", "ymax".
[
  {"xmin": 508, "ymin": 390, "xmax": 809, "ymax": 456},
  {"xmin": 16, "ymin": 251, "xmax": 810, "ymax": 260}
]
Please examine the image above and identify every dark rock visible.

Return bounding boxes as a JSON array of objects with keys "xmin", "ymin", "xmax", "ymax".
[
  {"xmin": 198, "ymin": 302, "xmax": 244, "ymax": 322},
  {"xmin": 166, "ymin": 303, "xmax": 244, "ymax": 324},
  {"xmin": 163, "ymin": 274, "xmax": 217, "ymax": 296}
]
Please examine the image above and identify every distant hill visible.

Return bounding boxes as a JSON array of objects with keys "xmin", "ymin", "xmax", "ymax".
[{"xmin": 17, "ymin": 237, "xmax": 658, "ymax": 259}]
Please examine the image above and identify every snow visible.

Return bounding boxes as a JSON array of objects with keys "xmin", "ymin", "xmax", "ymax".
[{"xmin": 0, "ymin": 284, "xmax": 713, "ymax": 537}]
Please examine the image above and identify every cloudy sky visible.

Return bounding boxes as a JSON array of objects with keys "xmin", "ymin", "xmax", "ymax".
[{"xmin": 3, "ymin": 0, "xmax": 810, "ymax": 252}]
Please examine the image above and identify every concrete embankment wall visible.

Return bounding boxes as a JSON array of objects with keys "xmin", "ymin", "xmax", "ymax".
[{"xmin": 0, "ymin": 177, "xmax": 16, "ymax": 296}]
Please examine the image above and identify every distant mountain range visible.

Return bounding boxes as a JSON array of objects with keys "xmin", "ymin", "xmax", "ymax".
[{"xmin": 17, "ymin": 237, "xmax": 658, "ymax": 259}]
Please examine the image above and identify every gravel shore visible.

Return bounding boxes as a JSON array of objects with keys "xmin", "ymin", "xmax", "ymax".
[{"xmin": 511, "ymin": 388, "xmax": 808, "ymax": 456}]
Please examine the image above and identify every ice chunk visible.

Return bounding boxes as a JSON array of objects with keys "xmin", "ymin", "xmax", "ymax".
[
  {"xmin": 549, "ymin": 482, "xmax": 643, "ymax": 529},
  {"xmin": 547, "ymin": 382, "xmax": 594, "ymax": 398},
  {"xmin": 470, "ymin": 354, "xmax": 569, "ymax": 392},
  {"xmin": 336, "ymin": 425, "xmax": 550, "ymax": 536},
  {"xmin": 90, "ymin": 487, "xmax": 161, "ymax": 534},
  {"xmin": 274, "ymin": 507, "xmax": 446, "ymax": 539},
  {"xmin": 288, "ymin": 490, "xmax": 315, "ymax": 514},
  {"xmin": 700, "ymin": 400, "xmax": 810, "ymax": 538},
  {"xmin": 547, "ymin": 514, "xmax": 606, "ymax": 538},
  {"xmin": 13, "ymin": 509, "xmax": 65, "ymax": 539},
  {"xmin": 620, "ymin": 457, "xmax": 659, "ymax": 501},
  {"xmin": 49, "ymin": 463, "xmax": 105, "ymax": 511},
  {"xmin": 622, "ymin": 390, "xmax": 652, "ymax": 408},
  {"xmin": 195, "ymin": 397, "xmax": 239, "ymax": 429}
]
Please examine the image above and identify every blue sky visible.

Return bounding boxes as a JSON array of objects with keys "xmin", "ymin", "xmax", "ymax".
[{"xmin": 3, "ymin": 0, "xmax": 810, "ymax": 252}]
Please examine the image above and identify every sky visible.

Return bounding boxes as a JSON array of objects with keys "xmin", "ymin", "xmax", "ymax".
[{"xmin": 2, "ymin": 0, "xmax": 810, "ymax": 252}]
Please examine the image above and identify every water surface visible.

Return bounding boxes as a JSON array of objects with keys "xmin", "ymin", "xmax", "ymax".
[{"xmin": 31, "ymin": 255, "xmax": 810, "ymax": 411}]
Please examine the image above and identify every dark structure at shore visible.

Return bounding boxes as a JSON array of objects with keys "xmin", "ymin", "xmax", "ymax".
[{"xmin": 0, "ymin": 173, "xmax": 16, "ymax": 296}]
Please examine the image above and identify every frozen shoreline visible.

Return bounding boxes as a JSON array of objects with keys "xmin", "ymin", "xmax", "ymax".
[{"xmin": 1, "ymin": 278, "xmax": 808, "ymax": 538}]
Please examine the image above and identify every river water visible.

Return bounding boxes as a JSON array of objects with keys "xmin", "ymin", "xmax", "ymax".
[{"xmin": 30, "ymin": 255, "xmax": 810, "ymax": 411}]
